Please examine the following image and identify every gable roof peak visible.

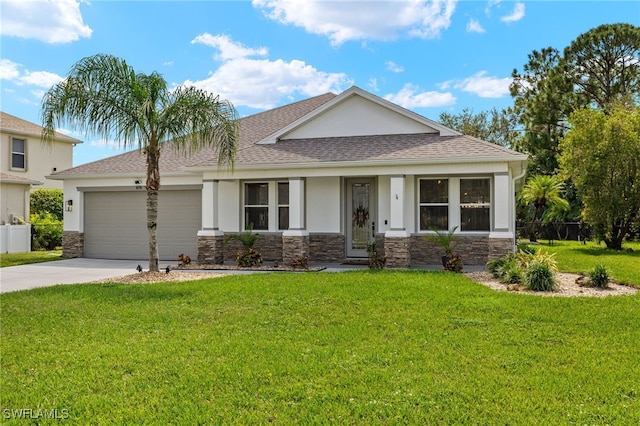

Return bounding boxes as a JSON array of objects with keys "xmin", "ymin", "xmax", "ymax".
[{"xmin": 257, "ymin": 86, "xmax": 460, "ymax": 145}]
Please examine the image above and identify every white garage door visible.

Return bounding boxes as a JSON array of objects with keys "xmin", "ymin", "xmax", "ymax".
[{"xmin": 84, "ymin": 190, "xmax": 201, "ymax": 260}]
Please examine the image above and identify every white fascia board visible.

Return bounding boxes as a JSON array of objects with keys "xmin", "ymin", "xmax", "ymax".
[{"xmin": 188, "ymin": 157, "xmax": 525, "ymax": 180}]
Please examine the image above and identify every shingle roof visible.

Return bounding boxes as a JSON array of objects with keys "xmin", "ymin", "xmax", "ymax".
[
  {"xmin": 0, "ymin": 172, "xmax": 43, "ymax": 185},
  {"xmin": 50, "ymin": 90, "xmax": 526, "ymax": 177},
  {"xmin": 0, "ymin": 111, "xmax": 82, "ymax": 144}
]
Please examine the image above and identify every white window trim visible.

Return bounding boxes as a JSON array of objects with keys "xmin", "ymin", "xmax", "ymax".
[
  {"xmin": 417, "ymin": 176, "xmax": 493, "ymax": 234},
  {"xmin": 418, "ymin": 177, "xmax": 449, "ymax": 232},
  {"xmin": 459, "ymin": 177, "xmax": 492, "ymax": 233},
  {"xmin": 10, "ymin": 137, "xmax": 27, "ymax": 171},
  {"xmin": 242, "ymin": 180, "xmax": 289, "ymax": 232},
  {"xmin": 277, "ymin": 181, "xmax": 289, "ymax": 231}
]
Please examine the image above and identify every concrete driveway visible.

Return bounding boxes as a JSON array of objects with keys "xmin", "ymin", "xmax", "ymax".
[{"xmin": 0, "ymin": 258, "xmax": 147, "ymax": 294}]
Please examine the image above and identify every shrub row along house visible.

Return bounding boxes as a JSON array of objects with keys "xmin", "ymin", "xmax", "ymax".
[{"xmin": 51, "ymin": 87, "xmax": 527, "ymax": 267}]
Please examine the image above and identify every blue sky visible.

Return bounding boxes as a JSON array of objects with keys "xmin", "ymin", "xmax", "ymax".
[{"xmin": 1, "ymin": 0, "xmax": 638, "ymax": 166}]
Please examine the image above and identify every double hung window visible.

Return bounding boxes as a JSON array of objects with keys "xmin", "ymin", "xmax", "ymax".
[
  {"xmin": 460, "ymin": 179, "xmax": 490, "ymax": 231},
  {"xmin": 244, "ymin": 182, "xmax": 289, "ymax": 231},
  {"xmin": 419, "ymin": 179, "xmax": 448, "ymax": 230},
  {"xmin": 11, "ymin": 137, "xmax": 26, "ymax": 170}
]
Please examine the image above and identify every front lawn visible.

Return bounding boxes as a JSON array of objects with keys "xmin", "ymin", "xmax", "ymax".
[
  {"xmin": 520, "ymin": 240, "xmax": 640, "ymax": 286},
  {"xmin": 1, "ymin": 271, "xmax": 638, "ymax": 424},
  {"xmin": 0, "ymin": 250, "xmax": 63, "ymax": 268}
]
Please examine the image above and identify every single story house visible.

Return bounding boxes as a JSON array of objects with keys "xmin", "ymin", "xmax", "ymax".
[{"xmin": 51, "ymin": 86, "xmax": 527, "ymax": 267}]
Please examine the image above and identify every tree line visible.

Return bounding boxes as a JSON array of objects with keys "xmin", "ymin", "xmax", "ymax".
[{"xmin": 439, "ymin": 23, "xmax": 640, "ymax": 250}]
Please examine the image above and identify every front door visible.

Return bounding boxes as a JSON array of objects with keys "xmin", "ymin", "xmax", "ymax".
[{"xmin": 346, "ymin": 178, "xmax": 376, "ymax": 258}]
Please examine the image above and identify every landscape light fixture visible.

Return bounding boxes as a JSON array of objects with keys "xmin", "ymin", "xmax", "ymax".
[{"xmin": 66, "ymin": 200, "xmax": 73, "ymax": 212}]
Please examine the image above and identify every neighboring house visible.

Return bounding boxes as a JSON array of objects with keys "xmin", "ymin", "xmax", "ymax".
[
  {"xmin": 1, "ymin": 112, "xmax": 80, "ymax": 252},
  {"xmin": 51, "ymin": 87, "xmax": 527, "ymax": 267},
  {"xmin": 1, "ymin": 111, "xmax": 81, "ymax": 191}
]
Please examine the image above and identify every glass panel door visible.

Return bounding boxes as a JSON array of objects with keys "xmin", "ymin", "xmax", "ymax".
[{"xmin": 346, "ymin": 179, "xmax": 375, "ymax": 257}]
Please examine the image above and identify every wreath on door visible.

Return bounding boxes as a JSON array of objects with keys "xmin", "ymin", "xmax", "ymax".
[{"xmin": 352, "ymin": 205, "xmax": 369, "ymax": 228}]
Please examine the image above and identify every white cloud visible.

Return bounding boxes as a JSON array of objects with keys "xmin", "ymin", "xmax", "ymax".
[
  {"xmin": 192, "ymin": 34, "xmax": 268, "ymax": 61},
  {"xmin": 253, "ymin": 0, "xmax": 457, "ymax": 46},
  {"xmin": 501, "ymin": 2, "xmax": 525, "ymax": 23},
  {"xmin": 0, "ymin": 0, "xmax": 92, "ymax": 44},
  {"xmin": 19, "ymin": 71, "xmax": 64, "ymax": 88},
  {"xmin": 385, "ymin": 61, "xmax": 404, "ymax": 73},
  {"xmin": 185, "ymin": 34, "xmax": 352, "ymax": 109},
  {"xmin": 384, "ymin": 83, "xmax": 456, "ymax": 108},
  {"xmin": 368, "ymin": 78, "xmax": 379, "ymax": 92},
  {"xmin": 0, "ymin": 58, "xmax": 63, "ymax": 89},
  {"xmin": 454, "ymin": 71, "xmax": 511, "ymax": 98},
  {"xmin": 466, "ymin": 18, "xmax": 485, "ymax": 34},
  {"xmin": 0, "ymin": 59, "xmax": 21, "ymax": 80}
]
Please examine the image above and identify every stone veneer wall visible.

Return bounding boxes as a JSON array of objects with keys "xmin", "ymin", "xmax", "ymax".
[
  {"xmin": 410, "ymin": 235, "xmax": 492, "ymax": 266},
  {"xmin": 282, "ymin": 234, "xmax": 310, "ymax": 266},
  {"xmin": 197, "ymin": 235, "xmax": 225, "ymax": 264},
  {"xmin": 384, "ymin": 236, "xmax": 411, "ymax": 268},
  {"xmin": 62, "ymin": 231, "xmax": 84, "ymax": 258},
  {"xmin": 488, "ymin": 238, "xmax": 515, "ymax": 260},
  {"xmin": 222, "ymin": 232, "xmax": 283, "ymax": 263},
  {"xmin": 309, "ymin": 234, "xmax": 345, "ymax": 262}
]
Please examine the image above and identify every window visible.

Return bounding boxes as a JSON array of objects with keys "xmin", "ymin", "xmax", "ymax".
[
  {"xmin": 11, "ymin": 138, "xmax": 26, "ymax": 170},
  {"xmin": 243, "ymin": 181, "xmax": 290, "ymax": 231},
  {"xmin": 244, "ymin": 183, "xmax": 269, "ymax": 230},
  {"xmin": 460, "ymin": 179, "xmax": 490, "ymax": 231},
  {"xmin": 278, "ymin": 182, "xmax": 289, "ymax": 230},
  {"xmin": 419, "ymin": 179, "xmax": 448, "ymax": 230}
]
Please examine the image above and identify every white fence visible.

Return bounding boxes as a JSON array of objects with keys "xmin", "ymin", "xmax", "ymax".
[{"xmin": 0, "ymin": 224, "xmax": 32, "ymax": 254}]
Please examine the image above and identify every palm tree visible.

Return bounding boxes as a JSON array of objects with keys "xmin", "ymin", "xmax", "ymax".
[
  {"xmin": 41, "ymin": 54, "xmax": 239, "ymax": 271},
  {"xmin": 519, "ymin": 174, "xmax": 569, "ymax": 242}
]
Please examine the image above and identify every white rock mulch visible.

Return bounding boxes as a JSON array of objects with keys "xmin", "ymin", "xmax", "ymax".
[{"xmin": 464, "ymin": 271, "xmax": 638, "ymax": 298}]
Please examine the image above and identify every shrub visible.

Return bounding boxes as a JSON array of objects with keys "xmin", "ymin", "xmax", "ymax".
[
  {"xmin": 225, "ymin": 226, "xmax": 263, "ymax": 267},
  {"xmin": 367, "ymin": 243, "xmax": 386, "ymax": 269},
  {"xmin": 516, "ymin": 249, "xmax": 558, "ymax": 272},
  {"xmin": 502, "ymin": 264, "xmax": 524, "ymax": 284},
  {"xmin": 524, "ymin": 261, "xmax": 557, "ymax": 291},
  {"xmin": 444, "ymin": 253, "xmax": 463, "ymax": 273},
  {"xmin": 30, "ymin": 189, "xmax": 63, "ymax": 221},
  {"xmin": 30, "ymin": 213, "xmax": 62, "ymax": 250},
  {"xmin": 289, "ymin": 255, "xmax": 309, "ymax": 270},
  {"xmin": 588, "ymin": 264, "xmax": 609, "ymax": 288},
  {"xmin": 236, "ymin": 248, "xmax": 263, "ymax": 267},
  {"xmin": 487, "ymin": 256, "xmax": 507, "ymax": 278}
]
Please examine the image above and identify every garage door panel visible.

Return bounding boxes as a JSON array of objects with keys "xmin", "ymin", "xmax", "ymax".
[{"xmin": 84, "ymin": 190, "xmax": 200, "ymax": 260}]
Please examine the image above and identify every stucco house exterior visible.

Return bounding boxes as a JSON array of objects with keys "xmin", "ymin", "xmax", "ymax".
[
  {"xmin": 1, "ymin": 112, "xmax": 81, "ymax": 253},
  {"xmin": 1, "ymin": 111, "xmax": 82, "ymax": 224},
  {"xmin": 51, "ymin": 87, "xmax": 527, "ymax": 267}
]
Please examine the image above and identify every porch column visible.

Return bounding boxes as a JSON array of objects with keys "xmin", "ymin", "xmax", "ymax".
[
  {"xmin": 385, "ymin": 175, "xmax": 411, "ymax": 268},
  {"xmin": 389, "ymin": 175, "xmax": 405, "ymax": 231},
  {"xmin": 197, "ymin": 179, "xmax": 224, "ymax": 264},
  {"xmin": 489, "ymin": 172, "xmax": 515, "ymax": 259},
  {"xmin": 283, "ymin": 178, "xmax": 309, "ymax": 265}
]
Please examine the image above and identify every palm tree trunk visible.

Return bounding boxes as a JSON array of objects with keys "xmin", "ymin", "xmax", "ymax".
[{"xmin": 146, "ymin": 144, "xmax": 161, "ymax": 272}]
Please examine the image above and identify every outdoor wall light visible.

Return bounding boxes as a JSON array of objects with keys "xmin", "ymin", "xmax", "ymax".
[{"xmin": 66, "ymin": 200, "xmax": 73, "ymax": 212}]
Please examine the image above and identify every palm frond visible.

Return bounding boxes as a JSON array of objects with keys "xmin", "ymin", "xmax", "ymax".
[{"xmin": 161, "ymin": 86, "xmax": 239, "ymax": 168}]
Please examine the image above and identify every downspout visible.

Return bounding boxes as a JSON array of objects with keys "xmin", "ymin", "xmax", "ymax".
[{"xmin": 511, "ymin": 160, "xmax": 527, "ymax": 252}]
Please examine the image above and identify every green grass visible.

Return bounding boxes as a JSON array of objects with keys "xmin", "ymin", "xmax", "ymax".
[
  {"xmin": 0, "ymin": 250, "xmax": 62, "ymax": 268},
  {"xmin": 1, "ymin": 271, "xmax": 639, "ymax": 424},
  {"xmin": 520, "ymin": 240, "xmax": 640, "ymax": 286}
]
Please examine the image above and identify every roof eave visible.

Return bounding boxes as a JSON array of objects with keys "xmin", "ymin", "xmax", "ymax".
[{"xmin": 184, "ymin": 154, "xmax": 529, "ymax": 173}]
